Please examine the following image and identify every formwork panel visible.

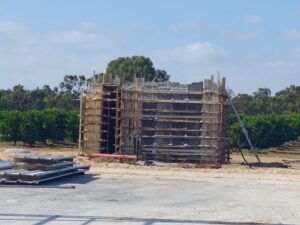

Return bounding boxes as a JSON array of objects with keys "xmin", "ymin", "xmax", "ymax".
[{"xmin": 81, "ymin": 77, "xmax": 229, "ymax": 164}]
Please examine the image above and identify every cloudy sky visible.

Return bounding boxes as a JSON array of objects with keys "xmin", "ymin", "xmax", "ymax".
[{"xmin": 0, "ymin": 0, "xmax": 300, "ymax": 94}]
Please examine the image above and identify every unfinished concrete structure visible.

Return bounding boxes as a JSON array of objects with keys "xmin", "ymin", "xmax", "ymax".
[{"xmin": 79, "ymin": 76, "xmax": 229, "ymax": 163}]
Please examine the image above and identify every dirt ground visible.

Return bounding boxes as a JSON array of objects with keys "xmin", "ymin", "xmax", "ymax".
[
  {"xmin": 1, "ymin": 145, "xmax": 300, "ymax": 182},
  {"xmin": 1, "ymin": 145, "xmax": 300, "ymax": 225},
  {"xmin": 0, "ymin": 145, "xmax": 76, "ymax": 160}
]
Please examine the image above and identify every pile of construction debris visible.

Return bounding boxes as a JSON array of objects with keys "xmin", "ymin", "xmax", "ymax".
[
  {"xmin": 276, "ymin": 137, "xmax": 300, "ymax": 155},
  {"xmin": 0, "ymin": 154, "xmax": 89, "ymax": 184}
]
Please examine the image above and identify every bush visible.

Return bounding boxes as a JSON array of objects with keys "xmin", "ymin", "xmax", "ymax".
[
  {"xmin": 65, "ymin": 111, "xmax": 79, "ymax": 142},
  {"xmin": 230, "ymin": 113, "xmax": 300, "ymax": 150},
  {"xmin": 0, "ymin": 109, "xmax": 299, "ymax": 149},
  {"xmin": 19, "ymin": 110, "xmax": 43, "ymax": 144},
  {"xmin": 0, "ymin": 110, "xmax": 21, "ymax": 144},
  {"xmin": 41, "ymin": 109, "xmax": 66, "ymax": 142},
  {"xmin": 0, "ymin": 109, "xmax": 78, "ymax": 145}
]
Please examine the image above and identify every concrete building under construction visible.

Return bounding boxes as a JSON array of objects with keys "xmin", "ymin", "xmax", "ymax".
[{"xmin": 79, "ymin": 76, "xmax": 230, "ymax": 164}]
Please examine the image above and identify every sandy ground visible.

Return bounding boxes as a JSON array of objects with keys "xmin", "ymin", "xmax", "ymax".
[
  {"xmin": 87, "ymin": 153, "xmax": 300, "ymax": 183},
  {"xmin": 1, "ymin": 145, "xmax": 300, "ymax": 182},
  {"xmin": 0, "ymin": 145, "xmax": 76, "ymax": 160},
  {"xmin": 1, "ymin": 145, "xmax": 300, "ymax": 224}
]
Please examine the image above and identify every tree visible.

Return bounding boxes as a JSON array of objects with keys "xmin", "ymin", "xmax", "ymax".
[
  {"xmin": 59, "ymin": 75, "xmax": 86, "ymax": 94},
  {"xmin": 65, "ymin": 111, "xmax": 79, "ymax": 142},
  {"xmin": 0, "ymin": 111, "xmax": 21, "ymax": 144},
  {"xmin": 11, "ymin": 85, "xmax": 30, "ymax": 110},
  {"xmin": 232, "ymin": 86, "xmax": 300, "ymax": 115},
  {"xmin": 41, "ymin": 109, "xmax": 66, "ymax": 142},
  {"xmin": 229, "ymin": 113, "xmax": 300, "ymax": 149},
  {"xmin": 106, "ymin": 56, "xmax": 170, "ymax": 82},
  {"xmin": 87, "ymin": 73, "xmax": 105, "ymax": 84},
  {"xmin": 253, "ymin": 88, "xmax": 271, "ymax": 114},
  {"xmin": 274, "ymin": 85, "xmax": 300, "ymax": 113},
  {"xmin": 232, "ymin": 94, "xmax": 255, "ymax": 114},
  {"xmin": 154, "ymin": 69, "xmax": 170, "ymax": 82},
  {"xmin": 19, "ymin": 110, "xmax": 43, "ymax": 145},
  {"xmin": 253, "ymin": 88, "xmax": 271, "ymax": 99}
]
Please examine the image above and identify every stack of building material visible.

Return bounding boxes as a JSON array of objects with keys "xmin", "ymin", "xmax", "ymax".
[
  {"xmin": 0, "ymin": 154, "xmax": 89, "ymax": 184},
  {"xmin": 275, "ymin": 138, "xmax": 300, "ymax": 155},
  {"xmin": 0, "ymin": 160, "xmax": 13, "ymax": 171}
]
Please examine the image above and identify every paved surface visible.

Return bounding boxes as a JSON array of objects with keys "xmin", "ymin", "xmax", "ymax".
[{"xmin": 0, "ymin": 172, "xmax": 299, "ymax": 225}]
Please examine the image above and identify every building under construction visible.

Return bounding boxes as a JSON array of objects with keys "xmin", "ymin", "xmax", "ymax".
[{"xmin": 79, "ymin": 76, "xmax": 230, "ymax": 164}]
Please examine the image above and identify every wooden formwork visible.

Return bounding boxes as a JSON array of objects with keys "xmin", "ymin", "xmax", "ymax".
[
  {"xmin": 81, "ymin": 76, "xmax": 229, "ymax": 164},
  {"xmin": 80, "ymin": 83, "xmax": 118, "ymax": 155},
  {"xmin": 80, "ymin": 83, "xmax": 103, "ymax": 155}
]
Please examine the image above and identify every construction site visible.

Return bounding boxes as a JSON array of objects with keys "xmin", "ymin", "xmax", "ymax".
[
  {"xmin": 79, "ymin": 76, "xmax": 230, "ymax": 165},
  {"xmin": 0, "ymin": 75, "xmax": 300, "ymax": 225},
  {"xmin": 2, "ymin": 0, "xmax": 300, "ymax": 223}
]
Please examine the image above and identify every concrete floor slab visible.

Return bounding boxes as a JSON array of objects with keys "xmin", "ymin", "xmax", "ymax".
[{"xmin": 0, "ymin": 173, "xmax": 299, "ymax": 225}]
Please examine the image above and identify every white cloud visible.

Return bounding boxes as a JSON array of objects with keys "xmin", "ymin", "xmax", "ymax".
[
  {"xmin": 154, "ymin": 42, "xmax": 228, "ymax": 84},
  {"xmin": 0, "ymin": 21, "xmax": 133, "ymax": 89},
  {"xmin": 0, "ymin": 20, "xmax": 27, "ymax": 33},
  {"xmin": 282, "ymin": 30, "xmax": 300, "ymax": 41},
  {"xmin": 244, "ymin": 15, "xmax": 263, "ymax": 24},
  {"xmin": 47, "ymin": 31, "xmax": 96, "ymax": 44},
  {"xmin": 156, "ymin": 42, "xmax": 225, "ymax": 64},
  {"xmin": 169, "ymin": 21, "xmax": 200, "ymax": 32}
]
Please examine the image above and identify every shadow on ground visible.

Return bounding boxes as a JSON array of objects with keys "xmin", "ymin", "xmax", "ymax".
[
  {"xmin": 43, "ymin": 173, "xmax": 99, "ymax": 186},
  {"xmin": 241, "ymin": 162, "xmax": 289, "ymax": 168},
  {"xmin": 0, "ymin": 213, "xmax": 291, "ymax": 225},
  {"xmin": 0, "ymin": 174, "xmax": 99, "ymax": 188}
]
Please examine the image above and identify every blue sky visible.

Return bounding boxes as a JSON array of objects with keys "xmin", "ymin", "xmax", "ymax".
[{"xmin": 0, "ymin": 0, "xmax": 300, "ymax": 94}]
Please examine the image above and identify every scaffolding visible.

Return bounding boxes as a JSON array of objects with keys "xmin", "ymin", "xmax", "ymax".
[{"xmin": 80, "ymin": 76, "xmax": 229, "ymax": 164}]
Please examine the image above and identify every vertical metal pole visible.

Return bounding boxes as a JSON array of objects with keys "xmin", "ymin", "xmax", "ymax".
[
  {"xmin": 78, "ymin": 91, "xmax": 83, "ymax": 156},
  {"xmin": 107, "ymin": 94, "xmax": 109, "ymax": 153}
]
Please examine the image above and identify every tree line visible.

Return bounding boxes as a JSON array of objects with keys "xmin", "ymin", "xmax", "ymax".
[
  {"xmin": 232, "ymin": 87, "xmax": 300, "ymax": 115},
  {"xmin": 0, "ymin": 56, "xmax": 170, "ymax": 111},
  {"xmin": 0, "ymin": 55, "xmax": 299, "ymax": 149},
  {"xmin": 0, "ymin": 56, "xmax": 170, "ymax": 145},
  {"xmin": 0, "ymin": 109, "xmax": 78, "ymax": 145},
  {"xmin": 230, "ymin": 113, "xmax": 300, "ymax": 150},
  {"xmin": 1, "ymin": 109, "xmax": 299, "ymax": 149},
  {"xmin": 0, "ymin": 76, "xmax": 86, "ymax": 111},
  {"xmin": 230, "ymin": 86, "xmax": 300, "ymax": 150}
]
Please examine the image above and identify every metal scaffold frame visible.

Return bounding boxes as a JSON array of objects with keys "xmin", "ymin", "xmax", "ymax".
[{"xmin": 80, "ymin": 76, "xmax": 230, "ymax": 164}]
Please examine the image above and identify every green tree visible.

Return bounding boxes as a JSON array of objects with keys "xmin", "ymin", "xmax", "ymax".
[
  {"xmin": 154, "ymin": 69, "xmax": 170, "ymax": 82},
  {"xmin": 0, "ymin": 111, "xmax": 21, "ymax": 144},
  {"xmin": 230, "ymin": 113, "xmax": 300, "ymax": 149},
  {"xmin": 87, "ymin": 73, "xmax": 105, "ymax": 84},
  {"xmin": 41, "ymin": 109, "xmax": 66, "ymax": 142},
  {"xmin": 106, "ymin": 56, "xmax": 170, "ymax": 82},
  {"xmin": 65, "ymin": 111, "xmax": 79, "ymax": 142},
  {"xmin": 59, "ymin": 75, "xmax": 86, "ymax": 94},
  {"xmin": 19, "ymin": 110, "xmax": 43, "ymax": 145}
]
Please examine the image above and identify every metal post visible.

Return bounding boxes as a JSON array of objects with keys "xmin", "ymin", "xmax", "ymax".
[{"xmin": 78, "ymin": 91, "xmax": 83, "ymax": 156}]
